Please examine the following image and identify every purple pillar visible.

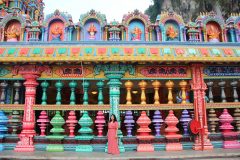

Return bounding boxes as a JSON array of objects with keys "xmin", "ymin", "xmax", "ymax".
[
  {"xmin": 152, "ymin": 110, "xmax": 163, "ymax": 136},
  {"xmin": 124, "ymin": 111, "xmax": 135, "ymax": 137},
  {"xmin": 180, "ymin": 109, "xmax": 192, "ymax": 136}
]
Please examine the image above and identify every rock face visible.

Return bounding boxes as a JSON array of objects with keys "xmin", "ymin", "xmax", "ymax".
[{"xmin": 146, "ymin": 0, "xmax": 240, "ymax": 23}]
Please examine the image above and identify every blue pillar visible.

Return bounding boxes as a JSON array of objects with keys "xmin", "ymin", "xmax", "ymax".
[{"xmin": 229, "ymin": 29, "xmax": 236, "ymax": 42}]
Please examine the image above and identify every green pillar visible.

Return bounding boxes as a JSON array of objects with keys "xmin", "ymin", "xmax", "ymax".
[
  {"xmin": 55, "ymin": 81, "xmax": 63, "ymax": 105},
  {"xmin": 106, "ymin": 72, "xmax": 124, "ymax": 122},
  {"xmin": 69, "ymin": 81, "xmax": 77, "ymax": 105},
  {"xmin": 41, "ymin": 81, "xmax": 49, "ymax": 105},
  {"xmin": 82, "ymin": 81, "xmax": 89, "ymax": 105},
  {"xmin": 75, "ymin": 111, "xmax": 94, "ymax": 152},
  {"xmin": 96, "ymin": 81, "xmax": 104, "ymax": 105}
]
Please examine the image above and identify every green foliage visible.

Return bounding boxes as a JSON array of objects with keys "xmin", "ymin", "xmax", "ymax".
[{"xmin": 145, "ymin": 0, "xmax": 162, "ymax": 23}]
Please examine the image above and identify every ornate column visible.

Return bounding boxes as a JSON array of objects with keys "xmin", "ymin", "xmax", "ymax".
[
  {"xmin": 138, "ymin": 80, "xmax": 147, "ymax": 104},
  {"xmin": 97, "ymin": 81, "xmax": 104, "ymax": 105},
  {"xmin": 41, "ymin": 81, "xmax": 49, "ymax": 105},
  {"xmin": 0, "ymin": 81, "xmax": 8, "ymax": 104},
  {"xmin": 82, "ymin": 81, "xmax": 89, "ymax": 105},
  {"xmin": 166, "ymin": 80, "xmax": 174, "ymax": 104},
  {"xmin": 190, "ymin": 64, "xmax": 213, "ymax": 150},
  {"xmin": 124, "ymin": 80, "xmax": 133, "ymax": 104},
  {"xmin": 94, "ymin": 64, "xmax": 135, "ymax": 153},
  {"xmin": 69, "ymin": 81, "xmax": 77, "ymax": 105},
  {"xmin": 13, "ymin": 65, "xmax": 51, "ymax": 152},
  {"xmin": 152, "ymin": 80, "xmax": 161, "ymax": 104},
  {"xmin": 179, "ymin": 80, "xmax": 187, "ymax": 104}
]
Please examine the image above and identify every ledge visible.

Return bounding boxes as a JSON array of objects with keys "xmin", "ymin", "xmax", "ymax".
[{"xmin": 0, "ymin": 102, "xmax": 239, "ymax": 111}]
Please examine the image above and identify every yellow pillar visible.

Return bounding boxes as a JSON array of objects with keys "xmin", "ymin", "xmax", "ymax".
[
  {"xmin": 179, "ymin": 80, "xmax": 187, "ymax": 104},
  {"xmin": 138, "ymin": 80, "xmax": 147, "ymax": 104},
  {"xmin": 124, "ymin": 80, "xmax": 133, "ymax": 104},
  {"xmin": 76, "ymin": 26, "xmax": 80, "ymax": 41},
  {"xmin": 165, "ymin": 80, "xmax": 174, "ymax": 104},
  {"xmin": 152, "ymin": 80, "xmax": 161, "ymax": 104}
]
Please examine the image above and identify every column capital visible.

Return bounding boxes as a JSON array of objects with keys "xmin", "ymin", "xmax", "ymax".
[{"xmin": 94, "ymin": 64, "xmax": 135, "ymax": 79}]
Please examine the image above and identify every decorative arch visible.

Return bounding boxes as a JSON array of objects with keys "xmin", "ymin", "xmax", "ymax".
[
  {"xmin": 157, "ymin": 11, "xmax": 184, "ymax": 26},
  {"xmin": 122, "ymin": 10, "xmax": 151, "ymax": 27},
  {"xmin": 196, "ymin": 11, "xmax": 225, "ymax": 42},
  {"xmin": 44, "ymin": 9, "xmax": 70, "ymax": 27},
  {"xmin": 79, "ymin": 9, "xmax": 107, "ymax": 27},
  {"xmin": 157, "ymin": 12, "xmax": 185, "ymax": 42},
  {"xmin": 0, "ymin": 12, "xmax": 26, "ymax": 28}
]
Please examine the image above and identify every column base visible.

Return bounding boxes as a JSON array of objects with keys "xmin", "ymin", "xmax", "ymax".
[
  {"xmin": 14, "ymin": 131, "xmax": 35, "ymax": 152},
  {"xmin": 223, "ymin": 141, "xmax": 240, "ymax": 149},
  {"xmin": 193, "ymin": 143, "xmax": 213, "ymax": 150},
  {"xmin": 14, "ymin": 145, "xmax": 35, "ymax": 152},
  {"xmin": 137, "ymin": 144, "xmax": 154, "ymax": 152},
  {"xmin": 166, "ymin": 143, "xmax": 182, "ymax": 151}
]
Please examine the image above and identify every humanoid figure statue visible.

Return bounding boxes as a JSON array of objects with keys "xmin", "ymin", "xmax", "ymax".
[
  {"xmin": 166, "ymin": 25, "xmax": 178, "ymax": 41},
  {"xmin": 5, "ymin": 25, "xmax": 20, "ymax": 42},
  {"xmin": 88, "ymin": 23, "xmax": 97, "ymax": 40},
  {"xmin": 51, "ymin": 24, "xmax": 63, "ymax": 41},
  {"xmin": 207, "ymin": 25, "xmax": 220, "ymax": 42},
  {"xmin": 131, "ymin": 26, "xmax": 142, "ymax": 41}
]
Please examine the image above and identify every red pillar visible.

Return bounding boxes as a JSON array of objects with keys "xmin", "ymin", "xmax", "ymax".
[
  {"xmin": 13, "ymin": 65, "xmax": 51, "ymax": 152},
  {"xmin": 191, "ymin": 64, "xmax": 213, "ymax": 150}
]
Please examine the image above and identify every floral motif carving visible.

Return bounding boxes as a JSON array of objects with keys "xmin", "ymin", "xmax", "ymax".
[{"xmin": 140, "ymin": 66, "xmax": 187, "ymax": 77}]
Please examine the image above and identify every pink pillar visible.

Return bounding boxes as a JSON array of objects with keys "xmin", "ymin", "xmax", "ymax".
[
  {"xmin": 219, "ymin": 109, "xmax": 240, "ymax": 149},
  {"xmin": 165, "ymin": 110, "xmax": 182, "ymax": 151},
  {"xmin": 13, "ymin": 65, "xmax": 51, "ymax": 152},
  {"xmin": 66, "ymin": 111, "xmax": 77, "ymax": 137},
  {"xmin": 136, "ymin": 111, "xmax": 154, "ymax": 152}
]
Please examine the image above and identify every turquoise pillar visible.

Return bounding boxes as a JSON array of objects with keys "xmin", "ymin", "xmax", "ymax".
[
  {"xmin": 41, "ymin": 81, "xmax": 49, "ymax": 105},
  {"xmin": 82, "ymin": 81, "xmax": 89, "ymax": 105},
  {"xmin": 94, "ymin": 64, "xmax": 135, "ymax": 153},
  {"xmin": 96, "ymin": 81, "xmax": 104, "ymax": 105},
  {"xmin": 229, "ymin": 29, "xmax": 236, "ymax": 42},
  {"xmin": 55, "ymin": 81, "xmax": 63, "ymax": 105},
  {"xmin": 69, "ymin": 81, "xmax": 77, "ymax": 105}
]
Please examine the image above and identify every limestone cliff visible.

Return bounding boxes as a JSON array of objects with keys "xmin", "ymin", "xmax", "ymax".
[{"xmin": 146, "ymin": 0, "xmax": 240, "ymax": 22}]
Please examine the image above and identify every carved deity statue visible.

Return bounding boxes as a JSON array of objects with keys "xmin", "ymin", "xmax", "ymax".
[
  {"xmin": 5, "ymin": 25, "xmax": 20, "ymax": 42},
  {"xmin": 166, "ymin": 25, "xmax": 178, "ymax": 41},
  {"xmin": 51, "ymin": 24, "xmax": 63, "ymax": 41},
  {"xmin": 88, "ymin": 23, "xmax": 97, "ymax": 40},
  {"xmin": 207, "ymin": 25, "xmax": 220, "ymax": 42},
  {"xmin": 131, "ymin": 26, "xmax": 142, "ymax": 41}
]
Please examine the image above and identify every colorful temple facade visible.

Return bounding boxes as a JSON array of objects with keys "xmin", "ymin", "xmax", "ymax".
[{"xmin": 0, "ymin": 0, "xmax": 240, "ymax": 153}]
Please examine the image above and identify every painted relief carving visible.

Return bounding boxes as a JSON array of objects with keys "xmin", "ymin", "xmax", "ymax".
[
  {"xmin": 88, "ymin": 23, "xmax": 97, "ymax": 40},
  {"xmin": 5, "ymin": 24, "xmax": 20, "ymax": 42},
  {"xmin": 166, "ymin": 25, "xmax": 178, "ymax": 41},
  {"xmin": 141, "ymin": 66, "xmax": 187, "ymax": 77},
  {"xmin": 55, "ymin": 66, "xmax": 92, "ymax": 77},
  {"xmin": 51, "ymin": 24, "xmax": 63, "ymax": 41},
  {"xmin": 131, "ymin": 26, "xmax": 142, "ymax": 41},
  {"xmin": 207, "ymin": 24, "xmax": 220, "ymax": 42}
]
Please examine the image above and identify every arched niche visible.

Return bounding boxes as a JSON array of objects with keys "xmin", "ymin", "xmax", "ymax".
[
  {"xmin": 48, "ymin": 20, "xmax": 64, "ymax": 42},
  {"xmin": 83, "ymin": 19, "xmax": 101, "ymax": 40},
  {"xmin": 128, "ymin": 19, "xmax": 145, "ymax": 41},
  {"xmin": 206, "ymin": 21, "xmax": 222, "ymax": 42},
  {"xmin": 4, "ymin": 20, "xmax": 21, "ymax": 42},
  {"xmin": 164, "ymin": 20, "xmax": 180, "ymax": 41}
]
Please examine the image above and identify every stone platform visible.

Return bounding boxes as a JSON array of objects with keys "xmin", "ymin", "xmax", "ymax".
[{"xmin": 0, "ymin": 149, "xmax": 240, "ymax": 160}]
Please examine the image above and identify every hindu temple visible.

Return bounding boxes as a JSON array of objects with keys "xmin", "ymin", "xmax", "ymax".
[{"xmin": 0, "ymin": 0, "xmax": 239, "ymax": 153}]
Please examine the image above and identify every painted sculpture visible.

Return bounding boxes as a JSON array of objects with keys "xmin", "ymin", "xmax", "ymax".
[
  {"xmin": 5, "ymin": 25, "xmax": 20, "ymax": 42},
  {"xmin": 207, "ymin": 24, "xmax": 220, "ymax": 42},
  {"xmin": 88, "ymin": 23, "xmax": 97, "ymax": 40},
  {"xmin": 166, "ymin": 25, "xmax": 178, "ymax": 41},
  {"xmin": 131, "ymin": 26, "xmax": 142, "ymax": 41},
  {"xmin": 51, "ymin": 24, "xmax": 63, "ymax": 41}
]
